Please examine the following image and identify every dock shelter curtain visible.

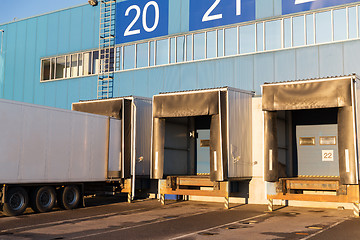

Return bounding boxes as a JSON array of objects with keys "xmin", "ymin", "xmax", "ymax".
[
  {"xmin": 262, "ymin": 79, "xmax": 352, "ymax": 111},
  {"xmin": 153, "ymin": 91, "xmax": 219, "ymax": 118},
  {"xmin": 262, "ymin": 78, "xmax": 358, "ymax": 184}
]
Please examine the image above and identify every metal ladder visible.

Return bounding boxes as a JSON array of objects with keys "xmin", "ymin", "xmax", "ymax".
[{"xmin": 97, "ymin": 0, "xmax": 116, "ymax": 99}]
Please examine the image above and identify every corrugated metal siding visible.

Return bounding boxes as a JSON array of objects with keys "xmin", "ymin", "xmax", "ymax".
[
  {"xmin": 1, "ymin": 2, "xmax": 360, "ymax": 110},
  {"xmin": 0, "ymin": 5, "xmax": 99, "ymax": 109}
]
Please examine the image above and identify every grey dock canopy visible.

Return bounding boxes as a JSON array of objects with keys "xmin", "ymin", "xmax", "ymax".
[
  {"xmin": 261, "ymin": 75, "xmax": 359, "ymax": 185},
  {"xmin": 72, "ymin": 98, "xmax": 124, "ymax": 119},
  {"xmin": 151, "ymin": 87, "xmax": 253, "ymax": 182}
]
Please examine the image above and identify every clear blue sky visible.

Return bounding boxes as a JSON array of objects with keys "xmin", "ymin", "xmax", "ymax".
[{"xmin": 0, "ymin": 0, "xmax": 90, "ymax": 24}]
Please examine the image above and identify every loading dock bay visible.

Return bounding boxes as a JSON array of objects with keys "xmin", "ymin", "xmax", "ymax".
[{"xmin": 0, "ymin": 197, "xmax": 358, "ymax": 240}]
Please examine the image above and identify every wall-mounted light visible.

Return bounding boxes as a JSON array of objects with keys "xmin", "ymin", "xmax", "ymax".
[{"xmin": 88, "ymin": 0, "xmax": 98, "ymax": 6}]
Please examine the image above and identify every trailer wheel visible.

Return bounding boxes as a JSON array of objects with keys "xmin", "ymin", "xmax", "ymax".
[
  {"xmin": 58, "ymin": 186, "xmax": 80, "ymax": 210},
  {"xmin": 30, "ymin": 186, "xmax": 56, "ymax": 213},
  {"xmin": 3, "ymin": 187, "xmax": 29, "ymax": 216}
]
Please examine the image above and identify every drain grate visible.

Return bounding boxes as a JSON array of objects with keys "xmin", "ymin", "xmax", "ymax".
[{"xmin": 198, "ymin": 232, "xmax": 219, "ymax": 236}]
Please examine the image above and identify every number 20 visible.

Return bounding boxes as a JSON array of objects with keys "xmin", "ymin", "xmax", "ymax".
[
  {"xmin": 202, "ymin": 0, "xmax": 242, "ymax": 22},
  {"xmin": 124, "ymin": 1, "xmax": 160, "ymax": 37}
]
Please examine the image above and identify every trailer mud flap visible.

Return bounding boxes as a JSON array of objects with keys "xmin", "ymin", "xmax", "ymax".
[
  {"xmin": 338, "ymin": 106, "xmax": 358, "ymax": 184},
  {"xmin": 264, "ymin": 111, "xmax": 279, "ymax": 182}
]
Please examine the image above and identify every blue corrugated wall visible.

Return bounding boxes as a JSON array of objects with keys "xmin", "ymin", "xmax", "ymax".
[
  {"xmin": 0, "ymin": 1, "xmax": 359, "ymax": 110},
  {"xmin": 0, "ymin": 4, "xmax": 99, "ymax": 109}
]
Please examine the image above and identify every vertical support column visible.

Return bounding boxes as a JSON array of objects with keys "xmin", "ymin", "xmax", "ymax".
[
  {"xmin": 268, "ymin": 199, "xmax": 274, "ymax": 212},
  {"xmin": 353, "ymin": 203, "xmax": 360, "ymax": 217},
  {"xmin": 127, "ymin": 193, "xmax": 132, "ymax": 203},
  {"xmin": 224, "ymin": 181, "xmax": 230, "ymax": 209},
  {"xmin": 224, "ymin": 196, "xmax": 230, "ymax": 209},
  {"xmin": 160, "ymin": 194, "xmax": 165, "ymax": 205}
]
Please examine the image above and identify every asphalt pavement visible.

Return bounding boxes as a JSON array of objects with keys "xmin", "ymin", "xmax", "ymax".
[{"xmin": 0, "ymin": 197, "xmax": 357, "ymax": 240}]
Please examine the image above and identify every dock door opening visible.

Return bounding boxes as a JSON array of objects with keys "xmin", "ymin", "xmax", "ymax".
[
  {"xmin": 162, "ymin": 116, "xmax": 212, "ymax": 177},
  {"xmin": 263, "ymin": 77, "xmax": 358, "ymax": 185},
  {"xmin": 273, "ymin": 108, "xmax": 340, "ymax": 179}
]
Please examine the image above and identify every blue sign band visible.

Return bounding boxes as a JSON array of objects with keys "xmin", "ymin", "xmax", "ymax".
[
  {"xmin": 115, "ymin": 0, "xmax": 169, "ymax": 44},
  {"xmin": 283, "ymin": 0, "xmax": 360, "ymax": 15},
  {"xmin": 189, "ymin": 0, "xmax": 255, "ymax": 32}
]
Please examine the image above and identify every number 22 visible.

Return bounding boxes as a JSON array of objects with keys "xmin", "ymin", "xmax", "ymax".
[{"xmin": 202, "ymin": 0, "xmax": 241, "ymax": 22}]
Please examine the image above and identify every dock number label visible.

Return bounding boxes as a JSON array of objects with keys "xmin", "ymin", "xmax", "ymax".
[
  {"xmin": 322, "ymin": 150, "xmax": 334, "ymax": 162},
  {"xmin": 116, "ymin": 0, "xmax": 168, "ymax": 44},
  {"xmin": 189, "ymin": 0, "xmax": 255, "ymax": 31}
]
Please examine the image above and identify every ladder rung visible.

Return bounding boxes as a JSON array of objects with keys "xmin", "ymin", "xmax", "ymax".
[{"xmin": 101, "ymin": 0, "xmax": 116, "ymax": 5}]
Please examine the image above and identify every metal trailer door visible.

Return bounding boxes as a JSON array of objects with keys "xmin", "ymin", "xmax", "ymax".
[{"xmin": 108, "ymin": 118, "xmax": 122, "ymax": 178}]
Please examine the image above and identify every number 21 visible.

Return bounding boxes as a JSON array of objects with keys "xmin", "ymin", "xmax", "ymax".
[{"xmin": 202, "ymin": 0, "xmax": 241, "ymax": 22}]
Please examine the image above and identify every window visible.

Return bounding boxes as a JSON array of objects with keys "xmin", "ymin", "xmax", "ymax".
[
  {"xmin": 56, "ymin": 56, "xmax": 66, "ymax": 78},
  {"xmin": 217, "ymin": 29, "xmax": 224, "ymax": 57},
  {"xmin": 284, "ymin": 18, "xmax": 292, "ymax": 48},
  {"xmin": 170, "ymin": 38, "xmax": 176, "ymax": 63},
  {"xmin": 124, "ymin": 45, "xmax": 135, "ymax": 70},
  {"xmin": 316, "ymin": 11, "xmax": 332, "ymax": 43},
  {"xmin": 194, "ymin": 33, "xmax": 205, "ymax": 60},
  {"xmin": 225, "ymin": 27, "xmax": 237, "ymax": 56},
  {"xmin": 137, "ymin": 43, "xmax": 149, "ymax": 68},
  {"xmin": 306, "ymin": 14, "xmax": 315, "ymax": 45},
  {"xmin": 156, "ymin": 39, "xmax": 169, "ymax": 65},
  {"xmin": 257, "ymin": 23, "xmax": 264, "ymax": 51},
  {"xmin": 265, "ymin": 20, "xmax": 281, "ymax": 50},
  {"xmin": 334, "ymin": 8, "xmax": 347, "ymax": 41},
  {"xmin": 240, "ymin": 25, "xmax": 255, "ymax": 54},
  {"xmin": 349, "ymin": 7, "xmax": 357, "ymax": 39},
  {"xmin": 293, "ymin": 16, "xmax": 305, "ymax": 46},
  {"xmin": 41, "ymin": 49, "xmax": 102, "ymax": 81},
  {"xmin": 42, "ymin": 59, "xmax": 50, "ymax": 81},
  {"xmin": 186, "ymin": 35, "xmax": 193, "ymax": 61},
  {"xmin": 41, "ymin": 4, "xmax": 360, "ymax": 81},
  {"xmin": 177, "ymin": 36, "xmax": 185, "ymax": 63},
  {"xmin": 71, "ymin": 54, "xmax": 78, "ymax": 77},
  {"xmin": 149, "ymin": 41, "xmax": 155, "ymax": 66},
  {"xmin": 206, "ymin": 31, "xmax": 217, "ymax": 59}
]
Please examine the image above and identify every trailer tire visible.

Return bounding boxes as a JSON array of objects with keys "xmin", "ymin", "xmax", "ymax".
[
  {"xmin": 30, "ymin": 186, "xmax": 56, "ymax": 213},
  {"xmin": 58, "ymin": 186, "xmax": 80, "ymax": 210},
  {"xmin": 3, "ymin": 187, "xmax": 29, "ymax": 216}
]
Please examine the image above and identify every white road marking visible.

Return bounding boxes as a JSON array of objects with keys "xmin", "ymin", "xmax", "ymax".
[
  {"xmin": 169, "ymin": 213, "xmax": 268, "ymax": 240},
  {"xmin": 301, "ymin": 218, "xmax": 348, "ymax": 240},
  {"xmin": 0, "ymin": 208, "xmax": 145, "ymax": 233}
]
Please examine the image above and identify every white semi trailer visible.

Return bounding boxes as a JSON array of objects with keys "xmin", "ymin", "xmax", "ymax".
[{"xmin": 0, "ymin": 98, "xmax": 146, "ymax": 216}]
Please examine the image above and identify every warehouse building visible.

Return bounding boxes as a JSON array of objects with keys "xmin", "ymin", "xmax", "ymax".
[{"xmin": 1, "ymin": 0, "xmax": 360, "ymax": 207}]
